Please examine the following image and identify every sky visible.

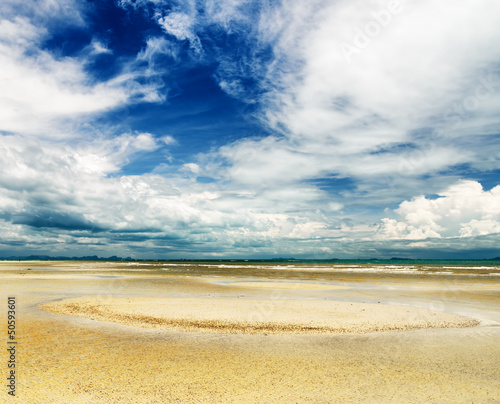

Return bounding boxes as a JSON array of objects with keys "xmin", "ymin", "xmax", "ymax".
[{"xmin": 0, "ymin": 0, "xmax": 500, "ymax": 259}]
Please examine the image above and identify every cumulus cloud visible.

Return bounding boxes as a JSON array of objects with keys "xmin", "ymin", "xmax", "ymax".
[
  {"xmin": 0, "ymin": 5, "xmax": 165, "ymax": 139},
  {"xmin": 0, "ymin": 131, "xmax": 347, "ymax": 257},
  {"xmin": 377, "ymin": 181, "xmax": 500, "ymax": 240}
]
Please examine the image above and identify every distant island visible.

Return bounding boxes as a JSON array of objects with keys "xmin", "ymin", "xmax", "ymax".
[{"xmin": 0, "ymin": 255, "xmax": 134, "ymax": 261}]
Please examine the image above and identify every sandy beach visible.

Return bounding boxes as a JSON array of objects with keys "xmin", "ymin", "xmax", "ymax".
[{"xmin": 1, "ymin": 261, "xmax": 500, "ymax": 403}]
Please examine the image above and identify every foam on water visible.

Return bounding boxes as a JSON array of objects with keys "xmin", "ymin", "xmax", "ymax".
[{"xmin": 146, "ymin": 261, "xmax": 500, "ymax": 277}]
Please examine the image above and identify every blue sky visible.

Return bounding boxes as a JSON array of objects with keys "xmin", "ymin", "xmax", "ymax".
[{"xmin": 1, "ymin": 0, "xmax": 500, "ymax": 259}]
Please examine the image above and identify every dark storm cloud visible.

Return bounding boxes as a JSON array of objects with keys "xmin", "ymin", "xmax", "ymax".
[{"xmin": 8, "ymin": 210, "xmax": 104, "ymax": 232}]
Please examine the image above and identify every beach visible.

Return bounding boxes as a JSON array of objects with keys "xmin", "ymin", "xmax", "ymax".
[{"xmin": 1, "ymin": 261, "xmax": 500, "ymax": 403}]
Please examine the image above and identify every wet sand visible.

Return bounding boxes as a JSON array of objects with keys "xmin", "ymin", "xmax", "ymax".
[{"xmin": 1, "ymin": 261, "xmax": 500, "ymax": 403}]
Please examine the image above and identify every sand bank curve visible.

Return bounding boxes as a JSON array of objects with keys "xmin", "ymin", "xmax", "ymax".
[
  {"xmin": 40, "ymin": 296, "xmax": 479, "ymax": 335},
  {"xmin": 227, "ymin": 281, "xmax": 349, "ymax": 290}
]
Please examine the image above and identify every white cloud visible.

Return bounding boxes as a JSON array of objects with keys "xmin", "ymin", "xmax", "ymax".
[
  {"xmin": 158, "ymin": 12, "xmax": 193, "ymax": 41},
  {"xmin": 0, "ymin": 132, "xmax": 347, "ymax": 256},
  {"xmin": 0, "ymin": 7, "xmax": 166, "ymax": 140},
  {"xmin": 0, "ymin": 130, "xmax": 355, "ymax": 258},
  {"xmin": 131, "ymin": 133, "xmax": 158, "ymax": 151},
  {"xmin": 181, "ymin": 163, "xmax": 201, "ymax": 174},
  {"xmin": 157, "ymin": 10, "xmax": 202, "ymax": 54},
  {"xmin": 377, "ymin": 218, "xmax": 442, "ymax": 240},
  {"xmin": 0, "ymin": 16, "xmax": 44, "ymax": 45},
  {"xmin": 88, "ymin": 38, "xmax": 112, "ymax": 55},
  {"xmin": 137, "ymin": 36, "xmax": 181, "ymax": 65},
  {"xmin": 1, "ymin": 133, "xmax": 497, "ymax": 256},
  {"xmin": 1, "ymin": 0, "xmax": 87, "ymax": 28},
  {"xmin": 377, "ymin": 180, "xmax": 500, "ymax": 240},
  {"xmin": 160, "ymin": 135, "xmax": 176, "ymax": 145},
  {"xmin": 72, "ymin": 132, "xmax": 163, "ymax": 175}
]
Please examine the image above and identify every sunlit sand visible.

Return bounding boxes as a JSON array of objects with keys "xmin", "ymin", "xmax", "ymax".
[
  {"xmin": 41, "ymin": 296, "xmax": 478, "ymax": 334},
  {"xmin": 1, "ymin": 261, "xmax": 500, "ymax": 403}
]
